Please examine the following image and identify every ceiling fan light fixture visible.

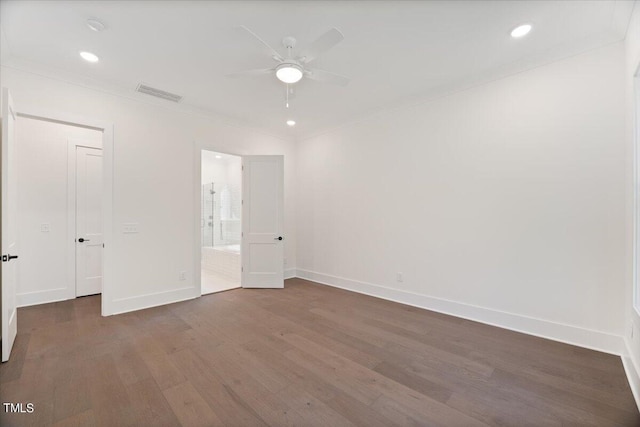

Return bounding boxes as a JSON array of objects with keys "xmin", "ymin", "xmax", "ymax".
[{"xmin": 276, "ymin": 64, "xmax": 303, "ymax": 84}]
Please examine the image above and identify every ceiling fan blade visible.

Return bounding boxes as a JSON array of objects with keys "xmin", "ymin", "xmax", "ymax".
[
  {"xmin": 299, "ymin": 28, "xmax": 344, "ymax": 64},
  {"xmin": 305, "ymin": 68, "xmax": 350, "ymax": 86},
  {"xmin": 226, "ymin": 68, "xmax": 274, "ymax": 78},
  {"xmin": 239, "ymin": 25, "xmax": 284, "ymax": 62}
]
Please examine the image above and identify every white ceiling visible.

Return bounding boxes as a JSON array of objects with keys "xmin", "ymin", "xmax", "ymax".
[{"xmin": 0, "ymin": 0, "xmax": 634, "ymax": 139}]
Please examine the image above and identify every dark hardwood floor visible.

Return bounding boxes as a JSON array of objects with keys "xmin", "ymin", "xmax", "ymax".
[{"xmin": 1, "ymin": 278, "xmax": 638, "ymax": 426}]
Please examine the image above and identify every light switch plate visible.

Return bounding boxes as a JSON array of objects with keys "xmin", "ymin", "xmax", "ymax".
[{"xmin": 123, "ymin": 223, "xmax": 139, "ymax": 233}]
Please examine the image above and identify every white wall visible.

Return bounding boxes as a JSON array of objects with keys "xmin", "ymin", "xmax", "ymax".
[
  {"xmin": 16, "ymin": 117, "xmax": 102, "ymax": 306},
  {"xmin": 296, "ymin": 42, "xmax": 627, "ymax": 354},
  {"xmin": 1, "ymin": 65, "xmax": 296, "ymax": 314},
  {"xmin": 624, "ymin": 1, "xmax": 640, "ymax": 409}
]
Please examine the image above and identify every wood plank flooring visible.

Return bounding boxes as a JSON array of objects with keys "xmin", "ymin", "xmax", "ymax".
[{"xmin": 1, "ymin": 278, "xmax": 638, "ymax": 426}]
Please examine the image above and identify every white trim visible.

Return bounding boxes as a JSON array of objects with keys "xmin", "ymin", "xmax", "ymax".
[
  {"xmin": 17, "ymin": 109, "xmax": 106, "ymax": 132},
  {"xmin": 193, "ymin": 142, "xmax": 203, "ymax": 297},
  {"xmin": 102, "ymin": 124, "xmax": 114, "ymax": 315},
  {"xmin": 634, "ymin": 69, "xmax": 640, "ymax": 317},
  {"xmin": 623, "ymin": 337, "xmax": 640, "ymax": 411},
  {"xmin": 1, "ymin": 62, "xmax": 291, "ymax": 142},
  {"xmin": 295, "ymin": 268, "xmax": 625, "ymax": 356},
  {"xmin": 66, "ymin": 140, "xmax": 76, "ymax": 301},
  {"xmin": 296, "ymin": 41, "xmax": 628, "ymax": 143},
  {"xmin": 284, "ymin": 268, "xmax": 296, "ymax": 280},
  {"xmin": 14, "ymin": 107, "xmax": 115, "ymax": 316},
  {"xmin": 68, "ymin": 138, "xmax": 102, "ymax": 150},
  {"xmin": 110, "ymin": 286, "xmax": 198, "ymax": 316},
  {"xmin": 17, "ymin": 288, "xmax": 69, "ymax": 308}
]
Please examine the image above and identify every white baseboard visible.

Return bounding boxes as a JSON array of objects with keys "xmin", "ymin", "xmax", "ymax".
[
  {"xmin": 295, "ymin": 269, "xmax": 625, "ymax": 356},
  {"xmin": 107, "ymin": 285, "xmax": 198, "ymax": 316},
  {"xmin": 284, "ymin": 268, "xmax": 297, "ymax": 280},
  {"xmin": 623, "ymin": 338, "xmax": 640, "ymax": 411},
  {"xmin": 17, "ymin": 288, "xmax": 70, "ymax": 307},
  {"xmin": 107, "ymin": 269, "xmax": 297, "ymax": 316}
]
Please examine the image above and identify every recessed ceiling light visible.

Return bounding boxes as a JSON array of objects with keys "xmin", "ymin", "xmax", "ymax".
[
  {"xmin": 215, "ymin": 155, "xmax": 222, "ymax": 159},
  {"xmin": 86, "ymin": 18, "xmax": 106, "ymax": 32},
  {"xmin": 511, "ymin": 24, "xmax": 532, "ymax": 38},
  {"xmin": 79, "ymin": 51, "xmax": 99, "ymax": 63},
  {"xmin": 286, "ymin": 120, "xmax": 296, "ymax": 126},
  {"xmin": 276, "ymin": 64, "xmax": 303, "ymax": 84}
]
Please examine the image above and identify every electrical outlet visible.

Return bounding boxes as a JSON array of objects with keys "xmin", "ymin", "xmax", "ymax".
[
  {"xmin": 397, "ymin": 272, "xmax": 403, "ymax": 282},
  {"xmin": 179, "ymin": 271, "xmax": 187, "ymax": 281},
  {"xmin": 40, "ymin": 223, "xmax": 50, "ymax": 232}
]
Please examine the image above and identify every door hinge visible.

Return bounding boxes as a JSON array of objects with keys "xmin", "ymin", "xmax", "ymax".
[{"xmin": 241, "ymin": 266, "xmax": 244, "ymax": 272}]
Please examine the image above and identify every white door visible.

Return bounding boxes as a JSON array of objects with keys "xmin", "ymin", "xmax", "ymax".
[
  {"xmin": 75, "ymin": 146, "xmax": 103, "ymax": 297},
  {"xmin": 242, "ymin": 155, "xmax": 284, "ymax": 288},
  {"xmin": 1, "ymin": 88, "xmax": 18, "ymax": 362}
]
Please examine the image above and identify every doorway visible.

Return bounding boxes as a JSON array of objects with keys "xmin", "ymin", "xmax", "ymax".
[
  {"xmin": 200, "ymin": 150, "xmax": 242, "ymax": 294},
  {"xmin": 1, "ymin": 94, "xmax": 114, "ymax": 317},
  {"xmin": 193, "ymin": 144, "xmax": 285, "ymax": 297},
  {"xmin": 9, "ymin": 116, "xmax": 105, "ymax": 309}
]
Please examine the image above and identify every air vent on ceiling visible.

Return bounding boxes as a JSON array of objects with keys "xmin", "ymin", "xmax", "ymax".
[{"xmin": 135, "ymin": 84, "xmax": 183, "ymax": 103}]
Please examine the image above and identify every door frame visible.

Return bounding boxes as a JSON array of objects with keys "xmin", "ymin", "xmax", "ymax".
[
  {"xmin": 193, "ymin": 141, "xmax": 243, "ymax": 297},
  {"xmin": 16, "ymin": 108, "xmax": 114, "ymax": 316},
  {"xmin": 67, "ymin": 139, "xmax": 103, "ymax": 299}
]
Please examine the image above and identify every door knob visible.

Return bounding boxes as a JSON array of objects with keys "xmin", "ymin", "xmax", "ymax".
[
  {"xmin": 78, "ymin": 238, "xmax": 90, "ymax": 243},
  {"xmin": 274, "ymin": 236, "xmax": 283, "ymax": 241}
]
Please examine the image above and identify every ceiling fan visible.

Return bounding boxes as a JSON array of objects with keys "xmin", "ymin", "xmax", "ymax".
[{"xmin": 228, "ymin": 26, "xmax": 350, "ymax": 88}]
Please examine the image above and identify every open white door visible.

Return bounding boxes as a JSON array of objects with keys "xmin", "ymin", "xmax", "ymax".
[
  {"xmin": 76, "ymin": 146, "xmax": 103, "ymax": 297},
  {"xmin": 1, "ymin": 87, "xmax": 18, "ymax": 362},
  {"xmin": 242, "ymin": 155, "xmax": 284, "ymax": 288}
]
